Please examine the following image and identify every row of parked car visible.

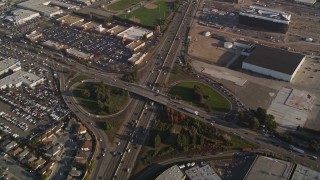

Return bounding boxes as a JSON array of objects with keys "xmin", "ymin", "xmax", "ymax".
[{"xmin": 0, "ymin": 111, "xmax": 28, "ymax": 131}]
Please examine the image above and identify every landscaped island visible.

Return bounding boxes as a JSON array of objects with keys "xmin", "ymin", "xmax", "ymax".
[
  {"xmin": 73, "ymin": 82, "xmax": 130, "ymax": 115},
  {"xmin": 169, "ymin": 82, "xmax": 231, "ymax": 114}
]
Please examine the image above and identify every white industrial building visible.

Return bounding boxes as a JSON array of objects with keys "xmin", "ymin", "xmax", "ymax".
[
  {"xmin": 234, "ymin": 39, "xmax": 253, "ymax": 49},
  {"xmin": 128, "ymin": 52, "xmax": 147, "ymax": 65},
  {"xmin": 155, "ymin": 165, "xmax": 185, "ymax": 180},
  {"xmin": 50, "ymin": 0, "xmax": 80, "ymax": 10},
  {"xmin": 8, "ymin": 9, "xmax": 40, "ymax": 25},
  {"xmin": 242, "ymin": 46, "xmax": 305, "ymax": 82},
  {"xmin": 0, "ymin": 58, "xmax": 21, "ymax": 76},
  {"xmin": 17, "ymin": 0, "xmax": 63, "ymax": 17},
  {"xmin": 185, "ymin": 165, "xmax": 221, "ymax": 180},
  {"xmin": 117, "ymin": 26, "xmax": 153, "ymax": 41},
  {"xmin": 66, "ymin": 48, "xmax": 94, "ymax": 60},
  {"xmin": 0, "ymin": 71, "xmax": 44, "ymax": 90}
]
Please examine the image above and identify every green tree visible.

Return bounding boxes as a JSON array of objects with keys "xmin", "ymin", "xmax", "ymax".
[
  {"xmin": 256, "ymin": 107, "xmax": 267, "ymax": 123},
  {"xmin": 250, "ymin": 117, "xmax": 260, "ymax": 129},
  {"xmin": 154, "ymin": 134, "xmax": 161, "ymax": 148},
  {"xmin": 309, "ymin": 139, "xmax": 320, "ymax": 152},
  {"xmin": 97, "ymin": 100, "xmax": 104, "ymax": 110},
  {"xmin": 191, "ymin": 135, "xmax": 197, "ymax": 147},
  {"xmin": 199, "ymin": 135, "xmax": 205, "ymax": 146},
  {"xmin": 104, "ymin": 122, "xmax": 113, "ymax": 132},
  {"xmin": 82, "ymin": 89, "xmax": 90, "ymax": 98}
]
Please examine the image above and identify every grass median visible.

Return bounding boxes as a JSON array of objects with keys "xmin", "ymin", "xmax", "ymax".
[{"xmin": 169, "ymin": 82, "xmax": 231, "ymax": 114}]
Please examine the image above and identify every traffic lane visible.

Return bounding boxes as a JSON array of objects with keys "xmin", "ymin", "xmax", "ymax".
[
  {"xmin": 103, "ymin": 100, "xmax": 146, "ymax": 179},
  {"xmin": 116, "ymin": 105, "xmax": 154, "ymax": 179}
]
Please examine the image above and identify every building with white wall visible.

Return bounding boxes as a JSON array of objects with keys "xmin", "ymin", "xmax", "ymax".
[
  {"xmin": 0, "ymin": 71, "xmax": 44, "ymax": 90},
  {"xmin": 17, "ymin": 0, "xmax": 63, "ymax": 17},
  {"xmin": 9, "ymin": 9, "xmax": 40, "ymax": 25},
  {"xmin": 117, "ymin": 26, "xmax": 153, "ymax": 41},
  {"xmin": 242, "ymin": 46, "xmax": 305, "ymax": 82},
  {"xmin": 234, "ymin": 39, "xmax": 253, "ymax": 49},
  {"xmin": 293, "ymin": 0, "xmax": 317, "ymax": 6},
  {"xmin": 0, "ymin": 58, "xmax": 21, "ymax": 76}
]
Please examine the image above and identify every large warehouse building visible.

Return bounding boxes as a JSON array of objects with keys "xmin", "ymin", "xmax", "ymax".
[
  {"xmin": 242, "ymin": 46, "xmax": 305, "ymax": 82},
  {"xmin": 17, "ymin": 0, "xmax": 63, "ymax": 17},
  {"xmin": 293, "ymin": 0, "xmax": 317, "ymax": 6},
  {"xmin": 0, "ymin": 58, "xmax": 21, "ymax": 76},
  {"xmin": 239, "ymin": 6, "xmax": 291, "ymax": 33}
]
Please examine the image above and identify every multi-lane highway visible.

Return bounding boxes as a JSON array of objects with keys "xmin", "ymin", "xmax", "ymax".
[
  {"xmin": 59, "ymin": 1, "xmax": 202, "ymax": 179},
  {"xmin": 56, "ymin": 1, "xmax": 320, "ymax": 180}
]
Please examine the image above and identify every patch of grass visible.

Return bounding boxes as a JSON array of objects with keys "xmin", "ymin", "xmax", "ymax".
[
  {"xmin": 69, "ymin": 74, "xmax": 89, "ymax": 86},
  {"xmin": 169, "ymin": 82, "xmax": 231, "ymax": 114},
  {"xmin": 219, "ymin": 130, "xmax": 257, "ymax": 150},
  {"xmin": 119, "ymin": 0, "xmax": 173, "ymax": 27},
  {"xmin": 108, "ymin": 0, "xmax": 144, "ymax": 11},
  {"xmin": 61, "ymin": 68, "xmax": 76, "ymax": 82},
  {"xmin": 73, "ymin": 82, "xmax": 130, "ymax": 115},
  {"xmin": 168, "ymin": 65, "xmax": 185, "ymax": 83}
]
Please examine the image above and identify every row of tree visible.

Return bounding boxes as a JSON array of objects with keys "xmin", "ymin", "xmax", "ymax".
[
  {"xmin": 80, "ymin": 82, "xmax": 128, "ymax": 114},
  {"xmin": 239, "ymin": 107, "xmax": 278, "ymax": 132},
  {"xmin": 193, "ymin": 85, "xmax": 209, "ymax": 108}
]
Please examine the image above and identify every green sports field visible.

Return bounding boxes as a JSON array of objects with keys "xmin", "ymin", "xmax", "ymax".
[
  {"xmin": 119, "ymin": 0, "xmax": 173, "ymax": 27},
  {"xmin": 169, "ymin": 82, "xmax": 231, "ymax": 114}
]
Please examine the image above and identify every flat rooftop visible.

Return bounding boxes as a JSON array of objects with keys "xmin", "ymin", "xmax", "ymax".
[
  {"xmin": 291, "ymin": 164, "xmax": 320, "ymax": 180},
  {"xmin": 66, "ymin": 48, "xmax": 93, "ymax": 59},
  {"xmin": 17, "ymin": 0, "xmax": 63, "ymax": 16},
  {"xmin": 185, "ymin": 165, "xmax": 221, "ymax": 180},
  {"xmin": 117, "ymin": 26, "xmax": 153, "ymax": 41},
  {"xmin": 11, "ymin": 9, "xmax": 39, "ymax": 19},
  {"xmin": 108, "ymin": 25, "xmax": 128, "ymax": 35},
  {"xmin": 57, "ymin": 15, "xmax": 84, "ymax": 25},
  {"xmin": 0, "ymin": 58, "xmax": 20, "ymax": 72},
  {"xmin": 243, "ymin": 46, "xmax": 305, "ymax": 75},
  {"xmin": 294, "ymin": 0, "xmax": 317, "ymax": 5},
  {"xmin": 155, "ymin": 165, "xmax": 185, "ymax": 180},
  {"xmin": 83, "ymin": 21, "xmax": 100, "ymax": 29},
  {"xmin": 76, "ymin": 7, "xmax": 112, "ymax": 18},
  {"xmin": 42, "ymin": 40, "xmax": 64, "ymax": 50},
  {"xmin": 0, "ymin": 71, "xmax": 43, "ymax": 88},
  {"xmin": 268, "ymin": 87, "xmax": 309, "ymax": 129},
  {"xmin": 50, "ymin": 0, "xmax": 80, "ymax": 9},
  {"xmin": 240, "ymin": 5, "xmax": 291, "ymax": 24},
  {"xmin": 244, "ymin": 156, "xmax": 294, "ymax": 180},
  {"xmin": 72, "ymin": 20, "xmax": 86, "ymax": 28},
  {"xmin": 126, "ymin": 40, "xmax": 145, "ymax": 49}
]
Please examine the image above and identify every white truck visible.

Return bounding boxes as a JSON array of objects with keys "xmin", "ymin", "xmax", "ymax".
[
  {"xmin": 183, "ymin": 108, "xmax": 198, "ymax": 116},
  {"xmin": 290, "ymin": 145, "xmax": 304, "ymax": 154}
]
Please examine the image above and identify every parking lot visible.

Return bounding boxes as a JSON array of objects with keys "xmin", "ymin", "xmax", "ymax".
[{"xmin": 41, "ymin": 25, "xmax": 132, "ymax": 71}]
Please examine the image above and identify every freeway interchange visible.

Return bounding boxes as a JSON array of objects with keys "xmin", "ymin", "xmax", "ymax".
[{"xmin": 55, "ymin": 1, "xmax": 320, "ymax": 180}]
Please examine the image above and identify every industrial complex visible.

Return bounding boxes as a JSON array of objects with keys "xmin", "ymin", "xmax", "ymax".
[
  {"xmin": 0, "ymin": 57, "xmax": 44, "ymax": 90},
  {"xmin": 156, "ymin": 163, "xmax": 221, "ymax": 180},
  {"xmin": 17, "ymin": 0, "xmax": 63, "ymax": 17},
  {"xmin": 0, "ymin": 70, "xmax": 44, "ymax": 90},
  {"xmin": 6, "ymin": 9, "xmax": 40, "ymax": 25},
  {"xmin": 0, "ymin": 57, "xmax": 21, "ymax": 76}
]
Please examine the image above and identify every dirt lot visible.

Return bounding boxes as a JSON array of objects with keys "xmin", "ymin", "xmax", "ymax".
[
  {"xmin": 194, "ymin": 0, "xmax": 320, "ymax": 56},
  {"xmin": 144, "ymin": 3, "xmax": 157, "ymax": 9},
  {"xmin": 188, "ymin": 26, "xmax": 236, "ymax": 65}
]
